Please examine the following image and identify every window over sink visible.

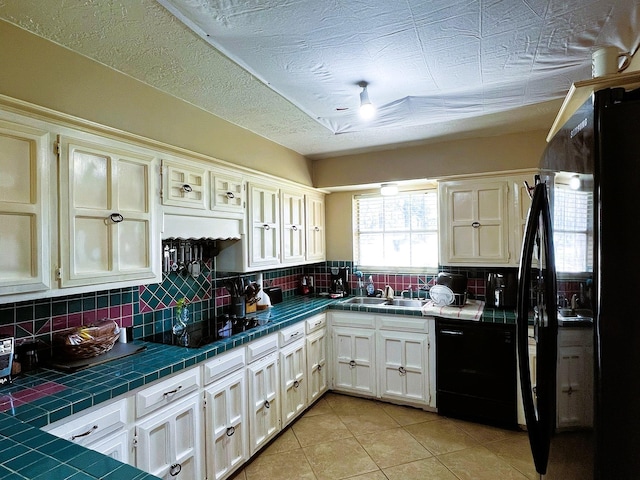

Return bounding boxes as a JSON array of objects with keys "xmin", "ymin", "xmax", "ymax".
[{"xmin": 353, "ymin": 190, "xmax": 438, "ymax": 270}]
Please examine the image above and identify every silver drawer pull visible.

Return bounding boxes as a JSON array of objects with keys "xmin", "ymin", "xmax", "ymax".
[
  {"xmin": 71, "ymin": 425, "xmax": 98, "ymax": 441},
  {"xmin": 163, "ymin": 385, "xmax": 182, "ymax": 396}
]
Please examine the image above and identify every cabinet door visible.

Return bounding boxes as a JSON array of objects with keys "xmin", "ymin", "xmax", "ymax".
[
  {"xmin": 510, "ymin": 175, "xmax": 534, "ymax": 266},
  {"xmin": 305, "ymin": 193, "xmax": 325, "ymax": 262},
  {"xmin": 161, "ymin": 159, "xmax": 206, "ymax": 209},
  {"xmin": 204, "ymin": 370, "xmax": 248, "ymax": 480},
  {"xmin": 378, "ymin": 331, "xmax": 429, "ymax": 405},
  {"xmin": 58, "ymin": 135, "xmax": 157, "ymax": 287},
  {"xmin": 306, "ymin": 327, "xmax": 328, "ymax": 404},
  {"xmin": 280, "ymin": 339, "xmax": 307, "ymax": 427},
  {"xmin": 0, "ymin": 121, "xmax": 50, "ymax": 295},
  {"xmin": 211, "ymin": 169, "xmax": 244, "ymax": 215},
  {"xmin": 557, "ymin": 345, "xmax": 590, "ymax": 429},
  {"xmin": 281, "ymin": 189, "xmax": 306, "ymax": 264},
  {"xmin": 247, "ymin": 351, "xmax": 280, "ymax": 455},
  {"xmin": 440, "ymin": 180, "xmax": 510, "ymax": 264},
  {"xmin": 89, "ymin": 429, "xmax": 134, "ymax": 466},
  {"xmin": 135, "ymin": 392, "xmax": 204, "ymax": 480},
  {"xmin": 248, "ymin": 183, "xmax": 280, "ymax": 268},
  {"xmin": 332, "ymin": 327, "xmax": 376, "ymax": 397}
]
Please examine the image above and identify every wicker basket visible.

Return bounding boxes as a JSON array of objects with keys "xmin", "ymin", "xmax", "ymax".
[{"xmin": 55, "ymin": 319, "xmax": 120, "ymax": 360}]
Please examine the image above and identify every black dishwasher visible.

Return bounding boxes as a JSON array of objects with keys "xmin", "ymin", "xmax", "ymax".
[{"xmin": 436, "ymin": 318, "xmax": 517, "ymax": 429}]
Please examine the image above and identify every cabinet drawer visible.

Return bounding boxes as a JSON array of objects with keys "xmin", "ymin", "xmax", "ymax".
[
  {"xmin": 377, "ymin": 315, "xmax": 430, "ymax": 333},
  {"xmin": 44, "ymin": 397, "xmax": 131, "ymax": 447},
  {"xmin": 305, "ymin": 314, "xmax": 326, "ymax": 334},
  {"xmin": 246, "ymin": 333, "xmax": 279, "ymax": 363},
  {"xmin": 279, "ymin": 323, "xmax": 305, "ymax": 347},
  {"xmin": 330, "ymin": 312, "xmax": 375, "ymax": 329},
  {"xmin": 203, "ymin": 347, "xmax": 246, "ymax": 385},
  {"xmin": 136, "ymin": 367, "xmax": 202, "ymax": 418}
]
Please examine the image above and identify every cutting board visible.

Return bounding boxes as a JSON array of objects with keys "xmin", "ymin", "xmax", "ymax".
[{"xmin": 48, "ymin": 342, "xmax": 146, "ymax": 372}]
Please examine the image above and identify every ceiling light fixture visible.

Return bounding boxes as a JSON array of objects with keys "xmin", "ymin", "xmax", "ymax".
[
  {"xmin": 358, "ymin": 82, "xmax": 376, "ymax": 120},
  {"xmin": 380, "ymin": 183, "xmax": 398, "ymax": 196},
  {"xmin": 569, "ymin": 175, "xmax": 581, "ymax": 190}
]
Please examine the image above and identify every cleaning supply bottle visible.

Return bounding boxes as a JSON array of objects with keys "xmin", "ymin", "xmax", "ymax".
[{"xmin": 366, "ymin": 275, "xmax": 375, "ymax": 296}]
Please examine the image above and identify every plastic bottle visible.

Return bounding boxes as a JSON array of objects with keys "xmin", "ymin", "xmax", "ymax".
[{"xmin": 366, "ymin": 275, "xmax": 375, "ymax": 296}]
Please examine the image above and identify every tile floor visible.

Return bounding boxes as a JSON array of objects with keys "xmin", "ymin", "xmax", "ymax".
[{"xmin": 231, "ymin": 393, "xmax": 538, "ymax": 480}]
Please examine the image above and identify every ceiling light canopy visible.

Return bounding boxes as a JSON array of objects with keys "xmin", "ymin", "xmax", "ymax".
[
  {"xmin": 380, "ymin": 183, "xmax": 398, "ymax": 196},
  {"xmin": 359, "ymin": 82, "xmax": 376, "ymax": 120}
]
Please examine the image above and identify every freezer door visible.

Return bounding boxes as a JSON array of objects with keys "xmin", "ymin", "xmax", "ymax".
[{"xmin": 516, "ymin": 181, "xmax": 558, "ymax": 475}]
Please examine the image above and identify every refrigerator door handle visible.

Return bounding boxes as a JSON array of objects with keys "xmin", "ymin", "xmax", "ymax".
[{"xmin": 516, "ymin": 182, "xmax": 558, "ymax": 476}]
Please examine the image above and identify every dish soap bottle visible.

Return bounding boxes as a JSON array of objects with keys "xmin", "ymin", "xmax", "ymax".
[{"xmin": 366, "ymin": 275, "xmax": 375, "ymax": 296}]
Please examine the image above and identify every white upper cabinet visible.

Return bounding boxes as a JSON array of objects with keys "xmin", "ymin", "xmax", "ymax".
[
  {"xmin": 248, "ymin": 182, "xmax": 280, "ymax": 268},
  {"xmin": 439, "ymin": 173, "xmax": 535, "ymax": 266},
  {"xmin": 305, "ymin": 193, "xmax": 325, "ymax": 262},
  {"xmin": 57, "ymin": 135, "xmax": 159, "ymax": 288},
  {"xmin": 161, "ymin": 159, "xmax": 206, "ymax": 210},
  {"xmin": 161, "ymin": 160, "xmax": 206, "ymax": 210},
  {"xmin": 0, "ymin": 120, "xmax": 51, "ymax": 296},
  {"xmin": 439, "ymin": 179, "xmax": 510, "ymax": 265},
  {"xmin": 210, "ymin": 167, "xmax": 245, "ymax": 217},
  {"xmin": 281, "ymin": 188, "xmax": 306, "ymax": 264}
]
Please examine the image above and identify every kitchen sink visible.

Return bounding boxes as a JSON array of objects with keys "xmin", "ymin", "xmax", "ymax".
[
  {"xmin": 558, "ymin": 308, "xmax": 593, "ymax": 326},
  {"xmin": 340, "ymin": 296, "xmax": 427, "ymax": 309},
  {"xmin": 558, "ymin": 308, "xmax": 593, "ymax": 319},
  {"xmin": 341, "ymin": 296, "xmax": 387, "ymax": 305},
  {"xmin": 384, "ymin": 298, "xmax": 428, "ymax": 308}
]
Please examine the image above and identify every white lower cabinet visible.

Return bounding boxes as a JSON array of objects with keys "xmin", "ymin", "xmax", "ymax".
[
  {"xmin": 306, "ymin": 326, "xmax": 328, "ymax": 404},
  {"xmin": 135, "ymin": 392, "xmax": 205, "ymax": 479},
  {"xmin": 204, "ymin": 370, "xmax": 248, "ymax": 480},
  {"xmin": 44, "ymin": 397, "xmax": 135, "ymax": 466},
  {"xmin": 332, "ymin": 326, "xmax": 377, "ymax": 397},
  {"xmin": 280, "ymin": 339, "xmax": 307, "ymax": 427},
  {"xmin": 89, "ymin": 430, "xmax": 133, "ymax": 464},
  {"xmin": 378, "ymin": 330, "xmax": 430, "ymax": 405},
  {"xmin": 247, "ymin": 350, "xmax": 281, "ymax": 455},
  {"xmin": 330, "ymin": 312, "xmax": 436, "ymax": 408},
  {"xmin": 557, "ymin": 328, "xmax": 593, "ymax": 429}
]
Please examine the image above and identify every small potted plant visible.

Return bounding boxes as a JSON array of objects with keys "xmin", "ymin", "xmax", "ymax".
[{"xmin": 172, "ymin": 297, "xmax": 189, "ymax": 338}]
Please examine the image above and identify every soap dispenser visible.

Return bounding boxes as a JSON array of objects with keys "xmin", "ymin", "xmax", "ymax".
[{"xmin": 366, "ymin": 276, "xmax": 375, "ymax": 296}]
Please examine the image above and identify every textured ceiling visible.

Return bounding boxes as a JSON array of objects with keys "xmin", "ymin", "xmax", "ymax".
[{"xmin": 1, "ymin": 1, "xmax": 638, "ymax": 159}]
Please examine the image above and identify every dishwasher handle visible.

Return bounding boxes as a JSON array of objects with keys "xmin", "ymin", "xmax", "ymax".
[{"xmin": 440, "ymin": 329, "xmax": 464, "ymax": 336}]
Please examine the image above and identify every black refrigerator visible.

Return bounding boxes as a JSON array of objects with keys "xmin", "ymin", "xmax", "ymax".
[{"xmin": 517, "ymin": 86, "xmax": 640, "ymax": 479}]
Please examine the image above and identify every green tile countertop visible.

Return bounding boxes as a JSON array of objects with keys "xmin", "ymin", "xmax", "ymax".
[
  {"xmin": 0, "ymin": 296, "xmax": 336, "ymax": 480},
  {"xmin": 0, "ymin": 294, "xmax": 516, "ymax": 479}
]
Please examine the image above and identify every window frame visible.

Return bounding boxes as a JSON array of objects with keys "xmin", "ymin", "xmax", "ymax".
[{"xmin": 352, "ymin": 189, "xmax": 439, "ymax": 273}]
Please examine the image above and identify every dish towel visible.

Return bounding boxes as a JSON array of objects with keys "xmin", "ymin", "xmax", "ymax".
[{"xmin": 421, "ymin": 299, "xmax": 485, "ymax": 321}]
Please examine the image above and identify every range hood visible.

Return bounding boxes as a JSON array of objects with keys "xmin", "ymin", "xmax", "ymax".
[{"xmin": 161, "ymin": 211, "xmax": 243, "ymax": 241}]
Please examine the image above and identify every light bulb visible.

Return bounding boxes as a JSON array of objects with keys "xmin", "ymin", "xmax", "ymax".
[
  {"xmin": 569, "ymin": 175, "xmax": 581, "ymax": 190},
  {"xmin": 360, "ymin": 102, "xmax": 376, "ymax": 120},
  {"xmin": 359, "ymin": 84, "xmax": 376, "ymax": 120}
]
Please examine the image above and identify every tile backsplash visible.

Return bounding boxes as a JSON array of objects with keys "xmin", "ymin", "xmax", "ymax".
[{"xmin": 0, "ymin": 260, "xmax": 591, "ymax": 350}]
